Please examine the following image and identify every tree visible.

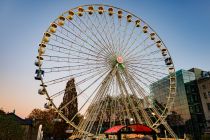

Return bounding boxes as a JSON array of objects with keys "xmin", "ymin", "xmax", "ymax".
[
  {"xmin": 0, "ymin": 109, "xmax": 24, "ymax": 140},
  {"xmin": 28, "ymin": 108, "xmax": 56, "ymax": 138}
]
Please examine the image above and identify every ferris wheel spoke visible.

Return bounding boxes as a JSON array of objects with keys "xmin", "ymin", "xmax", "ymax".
[
  {"xmin": 80, "ymin": 12, "xmax": 111, "ymax": 53},
  {"xmin": 81, "ymin": 66, "xmax": 118, "ymax": 132},
  {"xmin": 115, "ymin": 96, "xmax": 127, "ymax": 125},
  {"xmin": 42, "ymin": 54, "xmax": 104, "ymax": 63},
  {"xmin": 126, "ymin": 67, "xmax": 155, "ymax": 90},
  {"xmin": 94, "ymin": 13, "xmax": 115, "ymax": 55},
  {"xmin": 44, "ymin": 66, "xmax": 108, "ymax": 85},
  {"xmin": 124, "ymin": 36, "xmax": 150, "ymax": 58},
  {"xmin": 128, "ymin": 67, "xmax": 161, "ymax": 83},
  {"xmin": 127, "ymin": 63, "xmax": 167, "ymax": 72},
  {"xmin": 126, "ymin": 42, "xmax": 157, "ymax": 60},
  {"xmin": 127, "ymin": 57, "xmax": 165, "ymax": 65},
  {"xmin": 42, "ymin": 63, "xmax": 106, "ymax": 73},
  {"xmin": 118, "ymin": 21, "xmax": 129, "ymax": 54},
  {"xmin": 85, "ymin": 12, "xmax": 115, "ymax": 55},
  {"xmin": 116, "ymin": 18, "xmax": 123, "ymax": 54},
  {"xmin": 118, "ymin": 72, "xmax": 145, "ymax": 124},
  {"xmin": 127, "ymin": 71, "xmax": 168, "ymax": 117},
  {"xmin": 115, "ymin": 72, "xmax": 135, "ymax": 122},
  {"xmin": 129, "ymin": 70, "xmax": 169, "ymax": 106},
  {"xmin": 74, "ymin": 13, "xmax": 113, "ymax": 56},
  {"xmin": 50, "ymin": 33, "xmax": 107, "ymax": 59},
  {"xmin": 127, "ymin": 62, "xmax": 167, "ymax": 69},
  {"xmin": 121, "ymin": 29, "xmax": 143, "ymax": 56},
  {"xmin": 125, "ymin": 49, "xmax": 161, "ymax": 62},
  {"xmin": 81, "ymin": 70, "xmax": 114, "ymax": 133},
  {"xmin": 59, "ymin": 68, "xmax": 111, "ymax": 113},
  {"xmin": 50, "ymin": 89, "xmax": 65, "ymax": 99},
  {"xmin": 109, "ymin": 14, "xmax": 119, "ymax": 53},
  {"xmin": 121, "ymin": 25, "xmax": 136, "ymax": 55},
  {"xmin": 70, "ymin": 79, "xmax": 102, "ymax": 125},
  {"xmin": 102, "ymin": 13, "xmax": 117, "ymax": 53},
  {"xmin": 128, "ymin": 64, "xmax": 168, "ymax": 76},
  {"xmin": 61, "ymin": 19, "xmax": 110, "ymax": 58},
  {"xmin": 46, "ymin": 43, "xmax": 105, "ymax": 60},
  {"xmin": 51, "ymin": 31, "xmax": 108, "ymax": 59},
  {"xmin": 125, "ymin": 37, "xmax": 152, "ymax": 59},
  {"xmin": 124, "ymin": 70, "xmax": 166, "ymax": 115},
  {"xmin": 121, "ymin": 71, "xmax": 153, "ymax": 127},
  {"xmin": 43, "ymin": 59, "xmax": 104, "ymax": 66}
]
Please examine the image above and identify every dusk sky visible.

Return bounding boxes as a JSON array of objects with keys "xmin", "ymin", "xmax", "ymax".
[{"xmin": 0, "ymin": 0, "xmax": 210, "ymax": 118}]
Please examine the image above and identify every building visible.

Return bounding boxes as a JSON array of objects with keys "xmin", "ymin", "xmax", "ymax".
[
  {"xmin": 152, "ymin": 69, "xmax": 210, "ymax": 139},
  {"xmin": 184, "ymin": 80, "xmax": 206, "ymax": 139},
  {"xmin": 189, "ymin": 68, "xmax": 210, "ymax": 132},
  {"xmin": 198, "ymin": 77, "xmax": 210, "ymax": 131},
  {"xmin": 5, "ymin": 112, "xmax": 35, "ymax": 140},
  {"xmin": 152, "ymin": 70, "xmax": 195, "ymax": 123}
]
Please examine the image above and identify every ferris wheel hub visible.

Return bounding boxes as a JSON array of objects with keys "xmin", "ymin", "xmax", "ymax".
[{"xmin": 116, "ymin": 56, "xmax": 123, "ymax": 64}]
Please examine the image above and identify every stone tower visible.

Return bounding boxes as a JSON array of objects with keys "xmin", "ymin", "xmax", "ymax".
[{"xmin": 61, "ymin": 78, "xmax": 79, "ymax": 125}]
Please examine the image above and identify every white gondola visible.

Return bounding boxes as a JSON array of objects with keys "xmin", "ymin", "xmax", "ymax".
[
  {"xmin": 53, "ymin": 118, "xmax": 62, "ymax": 122},
  {"xmin": 34, "ymin": 60, "xmax": 42, "ymax": 67},
  {"xmin": 38, "ymin": 88, "xmax": 46, "ymax": 95},
  {"xmin": 44, "ymin": 102, "xmax": 52, "ymax": 109},
  {"xmin": 65, "ymin": 129, "xmax": 73, "ymax": 133}
]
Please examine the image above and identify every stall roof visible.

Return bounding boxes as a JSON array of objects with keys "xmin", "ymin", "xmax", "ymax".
[
  {"xmin": 104, "ymin": 125, "xmax": 125, "ymax": 133},
  {"xmin": 104, "ymin": 124, "xmax": 154, "ymax": 134}
]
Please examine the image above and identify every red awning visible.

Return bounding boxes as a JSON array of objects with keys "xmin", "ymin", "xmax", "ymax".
[
  {"xmin": 104, "ymin": 125, "xmax": 125, "ymax": 133},
  {"xmin": 128, "ymin": 124, "xmax": 152, "ymax": 133},
  {"xmin": 104, "ymin": 124, "xmax": 153, "ymax": 134}
]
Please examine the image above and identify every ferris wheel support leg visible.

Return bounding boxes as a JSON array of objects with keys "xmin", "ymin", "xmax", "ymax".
[{"xmin": 161, "ymin": 121, "xmax": 178, "ymax": 140}]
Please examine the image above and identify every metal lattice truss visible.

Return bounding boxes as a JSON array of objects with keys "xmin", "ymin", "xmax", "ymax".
[{"xmin": 35, "ymin": 4, "xmax": 177, "ymax": 139}]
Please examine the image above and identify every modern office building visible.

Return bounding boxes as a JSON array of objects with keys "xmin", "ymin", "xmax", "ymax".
[{"xmin": 152, "ymin": 68, "xmax": 210, "ymax": 139}]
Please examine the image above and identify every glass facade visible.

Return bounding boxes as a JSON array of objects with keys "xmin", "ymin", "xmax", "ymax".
[
  {"xmin": 151, "ymin": 69, "xmax": 207, "ymax": 139},
  {"xmin": 152, "ymin": 70, "xmax": 195, "ymax": 123}
]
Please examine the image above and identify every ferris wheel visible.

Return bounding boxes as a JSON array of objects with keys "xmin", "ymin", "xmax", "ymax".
[{"xmin": 35, "ymin": 4, "xmax": 177, "ymax": 138}]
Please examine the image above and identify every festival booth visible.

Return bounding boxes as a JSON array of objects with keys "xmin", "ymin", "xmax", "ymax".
[{"xmin": 104, "ymin": 124, "xmax": 157, "ymax": 140}]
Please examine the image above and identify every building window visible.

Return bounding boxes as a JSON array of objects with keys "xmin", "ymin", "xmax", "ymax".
[
  {"xmin": 202, "ymin": 84, "xmax": 206, "ymax": 89},
  {"xmin": 191, "ymin": 87, "xmax": 195, "ymax": 92},
  {"xmin": 203, "ymin": 92, "xmax": 207, "ymax": 99},
  {"xmin": 196, "ymin": 105, "xmax": 200, "ymax": 113},
  {"xmin": 189, "ymin": 106, "xmax": 194, "ymax": 113},
  {"xmin": 208, "ymin": 91, "xmax": 210, "ymax": 98},
  {"xmin": 207, "ymin": 103, "xmax": 210, "ymax": 111}
]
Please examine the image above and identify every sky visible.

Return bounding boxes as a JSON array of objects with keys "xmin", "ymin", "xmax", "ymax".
[{"xmin": 0, "ymin": 0, "xmax": 210, "ymax": 118}]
